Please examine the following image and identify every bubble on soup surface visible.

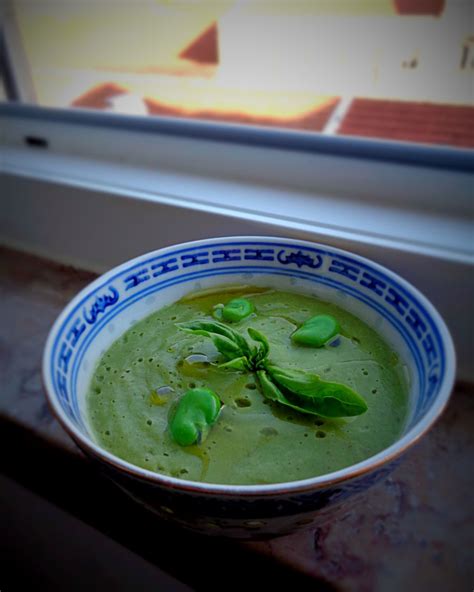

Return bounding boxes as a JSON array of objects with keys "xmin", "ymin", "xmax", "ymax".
[{"xmin": 235, "ymin": 398, "xmax": 251, "ymax": 408}]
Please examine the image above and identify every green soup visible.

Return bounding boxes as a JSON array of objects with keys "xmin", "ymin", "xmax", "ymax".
[{"xmin": 87, "ymin": 286, "xmax": 408, "ymax": 485}]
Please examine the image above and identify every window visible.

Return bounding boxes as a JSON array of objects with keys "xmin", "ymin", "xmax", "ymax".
[{"xmin": 2, "ymin": 0, "xmax": 473, "ymax": 148}]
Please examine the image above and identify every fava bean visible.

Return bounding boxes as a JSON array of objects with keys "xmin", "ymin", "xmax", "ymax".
[
  {"xmin": 222, "ymin": 298, "xmax": 254, "ymax": 322},
  {"xmin": 169, "ymin": 388, "xmax": 222, "ymax": 446},
  {"xmin": 291, "ymin": 314, "xmax": 340, "ymax": 348}
]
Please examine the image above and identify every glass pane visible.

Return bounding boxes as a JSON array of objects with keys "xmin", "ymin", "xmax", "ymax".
[{"xmin": 2, "ymin": 0, "xmax": 473, "ymax": 148}]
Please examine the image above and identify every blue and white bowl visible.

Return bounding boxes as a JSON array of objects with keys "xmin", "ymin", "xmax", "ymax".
[{"xmin": 42, "ymin": 237, "xmax": 455, "ymax": 538}]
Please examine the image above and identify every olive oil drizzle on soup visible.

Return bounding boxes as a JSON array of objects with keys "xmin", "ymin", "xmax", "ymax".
[{"xmin": 87, "ymin": 287, "xmax": 408, "ymax": 485}]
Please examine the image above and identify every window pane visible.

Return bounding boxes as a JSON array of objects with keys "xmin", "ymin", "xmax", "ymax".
[{"xmin": 3, "ymin": 0, "xmax": 473, "ymax": 148}]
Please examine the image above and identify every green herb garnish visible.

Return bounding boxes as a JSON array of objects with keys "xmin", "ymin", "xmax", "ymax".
[
  {"xmin": 176, "ymin": 320, "xmax": 252, "ymax": 363},
  {"xmin": 259, "ymin": 365, "xmax": 368, "ymax": 418},
  {"xmin": 177, "ymin": 320, "xmax": 367, "ymax": 419}
]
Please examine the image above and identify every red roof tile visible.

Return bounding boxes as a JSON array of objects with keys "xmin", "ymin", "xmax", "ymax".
[
  {"xmin": 71, "ymin": 83, "xmax": 128, "ymax": 109},
  {"xmin": 392, "ymin": 0, "xmax": 445, "ymax": 16},
  {"xmin": 338, "ymin": 98, "xmax": 474, "ymax": 148},
  {"xmin": 179, "ymin": 22, "xmax": 219, "ymax": 65}
]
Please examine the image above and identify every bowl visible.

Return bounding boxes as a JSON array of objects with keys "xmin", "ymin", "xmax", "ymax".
[{"xmin": 42, "ymin": 236, "xmax": 455, "ymax": 538}]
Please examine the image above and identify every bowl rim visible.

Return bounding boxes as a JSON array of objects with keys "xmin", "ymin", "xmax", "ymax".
[{"xmin": 42, "ymin": 235, "xmax": 456, "ymax": 496}]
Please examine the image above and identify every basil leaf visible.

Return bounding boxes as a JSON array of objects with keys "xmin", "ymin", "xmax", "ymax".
[
  {"xmin": 256, "ymin": 370, "xmax": 286, "ymax": 403},
  {"xmin": 219, "ymin": 356, "xmax": 251, "ymax": 371},
  {"xmin": 266, "ymin": 364, "xmax": 368, "ymax": 418},
  {"xmin": 286, "ymin": 384, "xmax": 367, "ymax": 418},
  {"xmin": 177, "ymin": 320, "xmax": 251, "ymax": 358},
  {"xmin": 176, "ymin": 319, "xmax": 239, "ymax": 343},
  {"xmin": 205, "ymin": 333, "xmax": 244, "ymax": 360},
  {"xmin": 177, "ymin": 326, "xmax": 243, "ymax": 361},
  {"xmin": 247, "ymin": 327, "xmax": 269, "ymax": 366},
  {"xmin": 265, "ymin": 364, "xmax": 322, "ymax": 395},
  {"xmin": 257, "ymin": 370, "xmax": 329, "ymax": 417}
]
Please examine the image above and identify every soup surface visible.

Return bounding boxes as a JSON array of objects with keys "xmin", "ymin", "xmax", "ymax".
[{"xmin": 87, "ymin": 286, "xmax": 408, "ymax": 485}]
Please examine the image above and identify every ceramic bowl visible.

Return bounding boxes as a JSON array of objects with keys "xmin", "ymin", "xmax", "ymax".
[{"xmin": 42, "ymin": 237, "xmax": 455, "ymax": 538}]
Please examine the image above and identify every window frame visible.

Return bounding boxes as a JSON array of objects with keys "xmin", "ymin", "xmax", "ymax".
[{"xmin": 0, "ymin": 102, "xmax": 473, "ymax": 381}]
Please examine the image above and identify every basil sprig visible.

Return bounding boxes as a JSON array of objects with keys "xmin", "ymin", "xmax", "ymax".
[
  {"xmin": 258, "ymin": 365, "xmax": 368, "ymax": 418},
  {"xmin": 176, "ymin": 320, "xmax": 367, "ymax": 418},
  {"xmin": 176, "ymin": 320, "xmax": 251, "ymax": 363}
]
